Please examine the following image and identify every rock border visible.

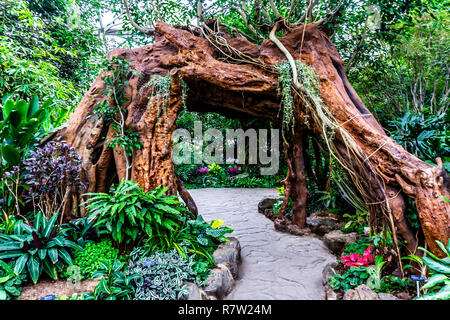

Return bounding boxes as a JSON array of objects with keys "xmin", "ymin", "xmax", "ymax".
[{"xmin": 187, "ymin": 237, "xmax": 241, "ymax": 300}]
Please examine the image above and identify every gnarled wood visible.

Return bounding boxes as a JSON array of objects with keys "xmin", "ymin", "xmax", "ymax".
[{"xmin": 59, "ymin": 22, "xmax": 449, "ymax": 257}]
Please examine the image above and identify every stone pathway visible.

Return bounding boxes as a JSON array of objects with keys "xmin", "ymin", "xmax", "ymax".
[{"xmin": 189, "ymin": 188, "xmax": 336, "ymax": 300}]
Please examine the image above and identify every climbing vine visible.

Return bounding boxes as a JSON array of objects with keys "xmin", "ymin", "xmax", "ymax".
[{"xmin": 92, "ymin": 56, "xmax": 142, "ymax": 180}]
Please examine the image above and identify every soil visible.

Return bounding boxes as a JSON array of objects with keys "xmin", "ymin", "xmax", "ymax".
[{"xmin": 19, "ymin": 278, "xmax": 99, "ymax": 300}]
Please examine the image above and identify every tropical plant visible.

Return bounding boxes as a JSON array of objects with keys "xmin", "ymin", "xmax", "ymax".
[
  {"xmin": 144, "ymin": 215, "xmax": 232, "ymax": 267},
  {"xmin": 416, "ymin": 240, "xmax": 450, "ymax": 300},
  {"xmin": 83, "ymin": 179, "xmax": 186, "ymax": 250},
  {"xmin": 0, "ymin": 212, "xmax": 81, "ymax": 284},
  {"xmin": 388, "ymin": 110, "xmax": 449, "ymax": 167},
  {"xmin": 60, "ymin": 216, "xmax": 99, "ymax": 247},
  {"xmin": 378, "ymin": 275, "xmax": 412, "ymax": 294},
  {"xmin": 125, "ymin": 248, "xmax": 196, "ymax": 300},
  {"xmin": 21, "ymin": 138, "xmax": 85, "ymax": 220},
  {"xmin": 343, "ymin": 239, "xmax": 371, "ymax": 255},
  {"xmin": 366, "ymin": 256, "xmax": 387, "ymax": 291},
  {"xmin": 0, "ymin": 260, "xmax": 26, "ymax": 300},
  {"xmin": 0, "ymin": 96, "xmax": 51, "ymax": 168},
  {"xmin": 92, "ymin": 259, "xmax": 139, "ymax": 300},
  {"xmin": 341, "ymin": 210, "xmax": 369, "ymax": 234},
  {"xmin": 70, "ymin": 239, "xmax": 119, "ymax": 279},
  {"xmin": 328, "ymin": 267, "xmax": 370, "ymax": 292}
]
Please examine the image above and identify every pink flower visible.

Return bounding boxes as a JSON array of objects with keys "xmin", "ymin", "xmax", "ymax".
[
  {"xmin": 341, "ymin": 247, "xmax": 375, "ymax": 267},
  {"xmin": 229, "ymin": 167, "xmax": 239, "ymax": 173}
]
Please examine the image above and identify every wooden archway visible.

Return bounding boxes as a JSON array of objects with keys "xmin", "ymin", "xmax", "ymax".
[{"xmin": 58, "ymin": 22, "xmax": 449, "ymax": 258}]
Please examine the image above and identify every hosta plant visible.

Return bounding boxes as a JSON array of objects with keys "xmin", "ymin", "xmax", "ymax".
[
  {"xmin": 83, "ymin": 179, "xmax": 186, "ymax": 250},
  {"xmin": 0, "ymin": 212, "xmax": 81, "ymax": 284}
]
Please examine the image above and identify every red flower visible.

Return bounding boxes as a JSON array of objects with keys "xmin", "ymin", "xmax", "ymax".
[{"xmin": 341, "ymin": 247, "xmax": 375, "ymax": 267}]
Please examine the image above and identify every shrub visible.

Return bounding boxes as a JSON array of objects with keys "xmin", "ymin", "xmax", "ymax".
[
  {"xmin": 125, "ymin": 248, "xmax": 196, "ymax": 300},
  {"xmin": 0, "ymin": 260, "xmax": 26, "ymax": 300},
  {"xmin": 71, "ymin": 239, "xmax": 119, "ymax": 280},
  {"xmin": 21, "ymin": 138, "xmax": 85, "ymax": 220},
  {"xmin": 83, "ymin": 179, "xmax": 186, "ymax": 250},
  {"xmin": 0, "ymin": 212, "xmax": 81, "ymax": 284}
]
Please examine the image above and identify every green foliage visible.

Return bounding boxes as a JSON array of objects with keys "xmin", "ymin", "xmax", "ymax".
[
  {"xmin": 57, "ymin": 292, "xmax": 95, "ymax": 300},
  {"xmin": 366, "ymin": 256, "xmax": 387, "ymax": 291},
  {"xmin": 416, "ymin": 240, "xmax": 450, "ymax": 300},
  {"xmin": 0, "ymin": 96, "xmax": 51, "ymax": 167},
  {"xmin": 343, "ymin": 239, "xmax": 371, "ymax": 256},
  {"xmin": 378, "ymin": 275, "xmax": 412, "ymax": 294},
  {"xmin": 145, "ymin": 214, "xmax": 232, "ymax": 268},
  {"xmin": 388, "ymin": 110, "xmax": 449, "ymax": 166},
  {"xmin": 328, "ymin": 267, "xmax": 370, "ymax": 292},
  {"xmin": 0, "ymin": 260, "xmax": 26, "ymax": 300},
  {"xmin": 183, "ymin": 215, "xmax": 232, "ymax": 248},
  {"xmin": 83, "ymin": 179, "xmax": 186, "ymax": 249},
  {"xmin": 60, "ymin": 216, "xmax": 100, "ymax": 247},
  {"xmin": 92, "ymin": 259, "xmax": 139, "ymax": 300},
  {"xmin": 0, "ymin": 0, "xmax": 103, "ymax": 121},
  {"xmin": 0, "ymin": 212, "xmax": 81, "ymax": 284},
  {"xmin": 71, "ymin": 239, "xmax": 119, "ymax": 279},
  {"xmin": 341, "ymin": 210, "xmax": 369, "ymax": 234},
  {"xmin": 125, "ymin": 248, "xmax": 196, "ymax": 300}
]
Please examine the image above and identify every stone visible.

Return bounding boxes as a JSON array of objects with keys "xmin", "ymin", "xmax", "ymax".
[
  {"xmin": 343, "ymin": 284, "xmax": 379, "ymax": 300},
  {"xmin": 213, "ymin": 237, "xmax": 241, "ymax": 279},
  {"xmin": 286, "ymin": 224, "xmax": 311, "ymax": 236},
  {"xmin": 323, "ymin": 230, "xmax": 358, "ymax": 255},
  {"xmin": 257, "ymin": 197, "xmax": 281, "ymax": 214},
  {"xmin": 203, "ymin": 263, "xmax": 234, "ymax": 299},
  {"xmin": 273, "ymin": 217, "xmax": 288, "ymax": 232},
  {"xmin": 306, "ymin": 211, "xmax": 344, "ymax": 236},
  {"xmin": 322, "ymin": 262, "xmax": 339, "ymax": 286},
  {"xmin": 396, "ymin": 292, "xmax": 412, "ymax": 300},
  {"xmin": 377, "ymin": 293, "xmax": 400, "ymax": 300},
  {"xmin": 325, "ymin": 286, "xmax": 339, "ymax": 300},
  {"xmin": 185, "ymin": 282, "xmax": 208, "ymax": 300}
]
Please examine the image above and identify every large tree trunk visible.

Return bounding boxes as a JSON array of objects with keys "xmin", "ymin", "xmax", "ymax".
[{"xmin": 59, "ymin": 22, "xmax": 449, "ymax": 257}]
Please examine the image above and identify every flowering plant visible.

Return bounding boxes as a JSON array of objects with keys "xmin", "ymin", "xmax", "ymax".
[
  {"xmin": 229, "ymin": 166, "xmax": 239, "ymax": 174},
  {"xmin": 196, "ymin": 167, "xmax": 209, "ymax": 174},
  {"xmin": 341, "ymin": 246, "xmax": 375, "ymax": 267}
]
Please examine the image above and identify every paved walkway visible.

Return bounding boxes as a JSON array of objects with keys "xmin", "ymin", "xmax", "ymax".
[{"xmin": 189, "ymin": 188, "xmax": 336, "ymax": 300}]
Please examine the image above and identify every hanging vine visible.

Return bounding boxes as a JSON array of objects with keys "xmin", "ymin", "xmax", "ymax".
[{"xmin": 91, "ymin": 56, "xmax": 143, "ymax": 180}]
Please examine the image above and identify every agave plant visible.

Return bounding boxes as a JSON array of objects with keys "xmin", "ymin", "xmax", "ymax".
[
  {"xmin": 416, "ymin": 240, "xmax": 450, "ymax": 300},
  {"xmin": 0, "ymin": 212, "xmax": 81, "ymax": 284}
]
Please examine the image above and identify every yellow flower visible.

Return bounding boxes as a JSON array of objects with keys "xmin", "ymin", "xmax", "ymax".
[{"xmin": 211, "ymin": 219, "xmax": 224, "ymax": 229}]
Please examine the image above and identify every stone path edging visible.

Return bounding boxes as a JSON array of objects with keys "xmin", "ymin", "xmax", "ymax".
[{"xmin": 189, "ymin": 188, "xmax": 336, "ymax": 300}]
